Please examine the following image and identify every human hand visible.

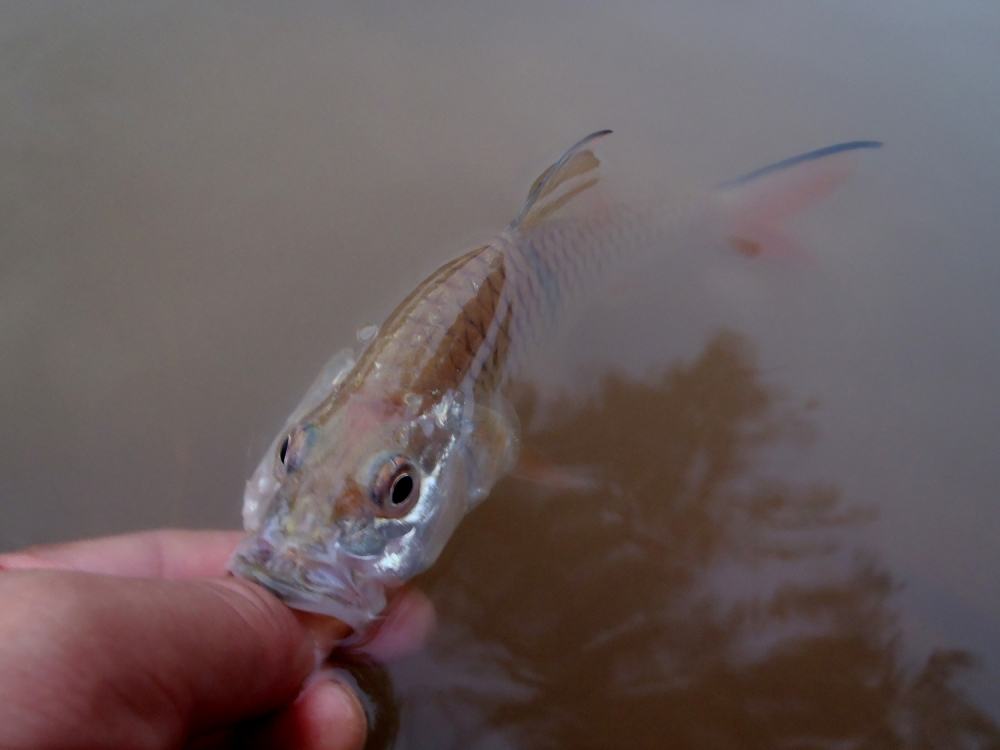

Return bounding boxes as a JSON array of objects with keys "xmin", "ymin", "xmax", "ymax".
[{"xmin": 0, "ymin": 529, "xmax": 433, "ymax": 750}]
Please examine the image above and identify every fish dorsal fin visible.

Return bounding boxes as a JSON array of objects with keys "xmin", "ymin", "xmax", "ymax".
[{"xmin": 511, "ymin": 129, "xmax": 612, "ymax": 230}]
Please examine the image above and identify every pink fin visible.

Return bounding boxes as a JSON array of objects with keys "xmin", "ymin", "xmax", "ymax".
[
  {"xmin": 711, "ymin": 141, "xmax": 881, "ymax": 258},
  {"xmin": 510, "ymin": 452, "xmax": 603, "ymax": 494}
]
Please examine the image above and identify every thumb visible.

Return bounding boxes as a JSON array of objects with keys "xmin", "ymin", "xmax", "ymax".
[{"xmin": 0, "ymin": 571, "xmax": 322, "ymax": 748}]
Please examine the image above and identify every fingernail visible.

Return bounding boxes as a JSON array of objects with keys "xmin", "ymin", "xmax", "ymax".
[{"xmin": 304, "ymin": 677, "xmax": 367, "ymax": 750}]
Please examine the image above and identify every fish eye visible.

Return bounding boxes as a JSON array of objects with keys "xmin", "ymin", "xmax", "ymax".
[
  {"xmin": 276, "ymin": 427, "xmax": 310, "ymax": 474},
  {"xmin": 373, "ymin": 456, "xmax": 421, "ymax": 517}
]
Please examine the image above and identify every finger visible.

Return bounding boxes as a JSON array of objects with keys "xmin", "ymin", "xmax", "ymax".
[
  {"xmin": 0, "ymin": 529, "xmax": 245, "ymax": 578},
  {"xmin": 0, "ymin": 571, "xmax": 317, "ymax": 746},
  {"xmin": 242, "ymin": 675, "xmax": 366, "ymax": 750}
]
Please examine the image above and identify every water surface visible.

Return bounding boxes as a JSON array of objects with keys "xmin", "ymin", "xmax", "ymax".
[{"xmin": 2, "ymin": 3, "xmax": 998, "ymax": 747}]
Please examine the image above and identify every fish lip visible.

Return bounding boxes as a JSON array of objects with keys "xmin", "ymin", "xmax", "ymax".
[{"xmin": 228, "ymin": 542, "xmax": 381, "ymax": 629}]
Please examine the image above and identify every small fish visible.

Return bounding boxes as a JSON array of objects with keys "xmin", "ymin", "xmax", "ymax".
[{"xmin": 229, "ymin": 132, "xmax": 880, "ymax": 628}]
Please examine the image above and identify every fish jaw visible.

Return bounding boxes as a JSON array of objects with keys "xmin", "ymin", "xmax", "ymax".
[{"xmin": 228, "ymin": 533, "xmax": 388, "ymax": 630}]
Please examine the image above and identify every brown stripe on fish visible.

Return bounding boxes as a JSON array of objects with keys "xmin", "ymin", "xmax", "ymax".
[
  {"xmin": 408, "ymin": 246, "xmax": 511, "ymax": 399},
  {"xmin": 306, "ymin": 246, "xmax": 499, "ymax": 426},
  {"xmin": 469, "ymin": 276, "xmax": 514, "ymax": 398}
]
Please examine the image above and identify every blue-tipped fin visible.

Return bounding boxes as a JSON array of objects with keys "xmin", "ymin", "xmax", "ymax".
[
  {"xmin": 719, "ymin": 140, "xmax": 883, "ymax": 190},
  {"xmin": 711, "ymin": 140, "xmax": 882, "ymax": 258}
]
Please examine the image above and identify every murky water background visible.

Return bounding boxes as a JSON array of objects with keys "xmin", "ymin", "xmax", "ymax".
[{"xmin": 3, "ymin": 2, "xmax": 999, "ymax": 747}]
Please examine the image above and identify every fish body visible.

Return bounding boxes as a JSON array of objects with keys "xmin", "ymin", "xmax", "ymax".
[{"xmin": 229, "ymin": 132, "xmax": 880, "ymax": 628}]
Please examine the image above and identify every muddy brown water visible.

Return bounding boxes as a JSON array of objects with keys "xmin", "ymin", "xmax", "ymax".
[{"xmin": 2, "ymin": 3, "xmax": 999, "ymax": 747}]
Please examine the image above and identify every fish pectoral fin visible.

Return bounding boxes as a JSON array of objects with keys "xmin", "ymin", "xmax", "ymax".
[
  {"xmin": 464, "ymin": 403, "xmax": 521, "ymax": 507},
  {"xmin": 509, "ymin": 450, "xmax": 606, "ymax": 496},
  {"xmin": 290, "ymin": 347, "xmax": 356, "ymax": 421},
  {"xmin": 512, "ymin": 130, "xmax": 612, "ymax": 231}
]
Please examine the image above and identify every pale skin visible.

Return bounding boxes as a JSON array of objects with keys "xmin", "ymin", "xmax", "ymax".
[{"xmin": 0, "ymin": 530, "xmax": 434, "ymax": 750}]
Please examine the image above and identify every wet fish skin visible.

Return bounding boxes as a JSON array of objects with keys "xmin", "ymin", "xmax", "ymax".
[
  {"xmin": 228, "ymin": 132, "xmax": 880, "ymax": 629},
  {"xmin": 229, "ymin": 133, "xmax": 619, "ymax": 628}
]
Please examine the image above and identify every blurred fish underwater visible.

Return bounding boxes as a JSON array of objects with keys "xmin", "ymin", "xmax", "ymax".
[{"xmin": 229, "ymin": 131, "xmax": 881, "ymax": 631}]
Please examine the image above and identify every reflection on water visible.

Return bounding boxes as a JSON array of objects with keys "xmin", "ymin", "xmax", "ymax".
[{"xmin": 370, "ymin": 332, "xmax": 999, "ymax": 749}]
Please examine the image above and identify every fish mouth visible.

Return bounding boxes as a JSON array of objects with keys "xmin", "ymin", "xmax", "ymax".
[{"xmin": 228, "ymin": 536, "xmax": 386, "ymax": 630}]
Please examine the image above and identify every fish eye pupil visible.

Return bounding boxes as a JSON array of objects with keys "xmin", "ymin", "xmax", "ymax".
[
  {"xmin": 390, "ymin": 473, "xmax": 414, "ymax": 505},
  {"xmin": 278, "ymin": 435, "xmax": 290, "ymax": 465},
  {"xmin": 374, "ymin": 458, "xmax": 420, "ymax": 516}
]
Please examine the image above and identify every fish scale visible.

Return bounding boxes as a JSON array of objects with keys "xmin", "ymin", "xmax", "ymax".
[
  {"xmin": 319, "ymin": 218, "xmax": 620, "ymax": 413},
  {"xmin": 315, "ymin": 133, "xmax": 631, "ymax": 413}
]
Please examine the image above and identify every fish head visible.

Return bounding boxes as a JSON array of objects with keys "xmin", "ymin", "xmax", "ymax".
[{"xmin": 229, "ymin": 389, "xmax": 474, "ymax": 629}]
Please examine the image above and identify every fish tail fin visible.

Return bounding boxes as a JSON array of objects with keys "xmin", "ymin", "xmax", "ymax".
[{"xmin": 710, "ymin": 140, "xmax": 882, "ymax": 258}]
